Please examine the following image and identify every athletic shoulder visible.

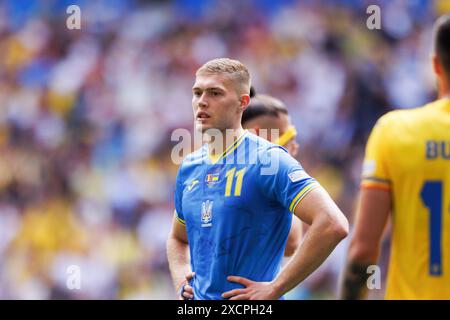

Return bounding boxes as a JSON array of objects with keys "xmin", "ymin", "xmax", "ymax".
[{"xmin": 378, "ymin": 99, "xmax": 447, "ymax": 129}]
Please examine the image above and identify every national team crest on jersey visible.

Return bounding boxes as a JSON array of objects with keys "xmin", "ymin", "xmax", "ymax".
[{"xmin": 201, "ymin": 200, "xmax": 213, "ymax": 227}]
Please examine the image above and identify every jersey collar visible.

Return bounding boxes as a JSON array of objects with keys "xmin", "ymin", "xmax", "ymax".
[{"xmin": 207, "ymin": 130, "xmax": 248, "ymax": 165}]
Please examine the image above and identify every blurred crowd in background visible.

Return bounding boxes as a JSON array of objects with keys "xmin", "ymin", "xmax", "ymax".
[{"xmin": 0, "ymin": 0, "xmax": 448, "ymax": 299}]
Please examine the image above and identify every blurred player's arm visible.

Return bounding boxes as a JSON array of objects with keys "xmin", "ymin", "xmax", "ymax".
[
  {"xmin": 166, "ymin": 215, "xmax": 193, "ymax": 299},
  {"xmin": 340, "ymin": 187, "xmax": 391, "ymax": 299},
  {"xmin": 284, "ymin": 215, "xmax": 302, "ymax": 257},
  {"xmin": 340, "ymin": 114, "xmax": 392, "ymax": 299}
]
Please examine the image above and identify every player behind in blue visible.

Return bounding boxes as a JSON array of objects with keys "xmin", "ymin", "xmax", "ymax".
[{"xmin": 167, "ymin": 58, "xmax": 348, "ymax": 300}]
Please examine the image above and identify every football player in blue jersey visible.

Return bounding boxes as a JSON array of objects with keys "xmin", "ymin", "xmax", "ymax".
[{"xmin": 167, "ymin": 58, "xmax": 348, "ymax": 300}]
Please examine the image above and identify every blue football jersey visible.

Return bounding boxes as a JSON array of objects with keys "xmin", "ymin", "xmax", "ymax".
[{"xmin": 174, "ymin": 131, "xmax": 319, "ymax": 300}]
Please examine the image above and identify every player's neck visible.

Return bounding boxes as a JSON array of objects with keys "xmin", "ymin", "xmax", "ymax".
[
  {"xmin": 441, "ymin": 82, "xmax": 450, "ymax": 100},
  {"xmin": 438, "ymin": 90, "xmax": 450, "ymax": 100},
  {"xmin": 437, "ymin": 76, "xmax": 450, "ymax": 100}
]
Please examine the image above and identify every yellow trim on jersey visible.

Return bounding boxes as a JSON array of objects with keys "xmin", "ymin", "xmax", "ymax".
[
  {"xmin": 208, "ymin": 152, "xmax": 221, "ymax": 164},
  {"xmin": 361, "ymin": 182, "xmax": 391, "ymax": 191},
  {"xmin": 274, "ymin": 126, "xmax": 297, "ymax": 147},
  {"xmin": 361, "ymin": 183, "xmax": 391, "ymax": 191},
  {"xmin": 174, "ymin": 210, "xmax": 186, "ymax": 225},
  {"xmin": 361, "ymin": 177, "xmax": 391, "ymax": 190},
  {"xmin": 289, "ymin": 182, "xmax": 319, "ymax": 213},
  {"xmin": 187, "ymin": 179, "xmax": 200, "ymax": 191},
  {"xmin": 208, "ymin": 130, "xmax": 248, "ymax": 164}
]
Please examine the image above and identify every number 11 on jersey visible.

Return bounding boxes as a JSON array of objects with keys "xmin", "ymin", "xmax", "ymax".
[{"xmin": 225, "ymin": 167, "xmax": 246, "ymax": 197}]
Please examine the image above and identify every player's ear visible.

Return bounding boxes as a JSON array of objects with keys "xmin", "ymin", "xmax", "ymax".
[
  {"xmin": 432, "ymin": 54, "xmax": 443, "ymax": 77},
  {"xmin": 239, "ymin": 94, "xmax": 250, "ymax": 112}
]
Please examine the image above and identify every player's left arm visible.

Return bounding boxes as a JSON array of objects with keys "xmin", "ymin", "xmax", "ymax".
[
  {"xmin": 222, "ymin": 185, "xmax": 348, "ymax": 300},
  {"xmin": 339, "ymin": 114, "xmax": 392, "ymax": 299},
  {"xmin": 284, "ymin": 215, "xmax": 302, "ymax": 257},
  {"xmin": 270, "ymin": 185, "xmax": 349, "ymax": 297},
  {"xmin": 340, "ymin": 187, "xmax": 391, "ymax": 299}
]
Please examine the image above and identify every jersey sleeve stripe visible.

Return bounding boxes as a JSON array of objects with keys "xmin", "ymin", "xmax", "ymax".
[
  {"xmin": 289, "ymin": 182, "xmax": 320, "ymax": 213},
  {"xmin": 361, "ymin": 181, "xmax": 391, "ymax": 191},
  {"xmin": 361, "ymin": 177, "xmax": 391, "ymax": 189},
  {"xmin": 174, "ymin": 210, "xmax": 186, "ymax": 225}
]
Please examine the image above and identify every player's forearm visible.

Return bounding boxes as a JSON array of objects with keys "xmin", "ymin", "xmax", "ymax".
[
  {"xmin": 272, "ymin": 215, "xmax": 348, "ymax": 297},
  {"xmin": 340, "ymin": 238, "xmax": 381, "ymax": 299},
  {"xmin": 166, "ymin": 236, "xmax": 191, "ymax": 291},
  {"xmin": 340, "ymin": 187, "xmax": 389, "ymax": 299}
]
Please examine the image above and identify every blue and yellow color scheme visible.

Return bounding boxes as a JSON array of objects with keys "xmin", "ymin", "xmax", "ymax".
[
  {"xmin": 362, "ymin": 98, "xmax": 450, "ymax": 299},
  {"xmin": 174, "ymin": 131, "xmax": 318, "ymax": 300}
]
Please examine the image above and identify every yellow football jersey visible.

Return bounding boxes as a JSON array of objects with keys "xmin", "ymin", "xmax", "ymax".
[{"xmin": 361, "ymin": 98, "xmax": 450, "ymax": 299}]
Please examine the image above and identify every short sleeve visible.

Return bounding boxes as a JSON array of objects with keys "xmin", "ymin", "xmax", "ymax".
[
  {"xmin": 361, "ymin": 115, "xmax": 392, "ymax": 190},
  {"xmin": 257, "ymin": 146, "xmax": 319, "ymax": 213},
  {"xmin": 174, "ymin": 166, "xmax": 186, "ymax": 225}
]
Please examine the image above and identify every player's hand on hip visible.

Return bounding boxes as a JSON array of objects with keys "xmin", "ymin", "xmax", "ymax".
[
  {"xmin": 222, "ymin": 276, "xmax": 280, "ymax": 300},
  {"xmin": 179, "ymin": 272, "xmax": 195, "ymax": 300}
]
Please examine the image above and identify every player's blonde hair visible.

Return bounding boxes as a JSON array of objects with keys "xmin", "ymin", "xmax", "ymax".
[{"xmin": 196, "ymin": 58, "xmax": 251, "ymax": 95}]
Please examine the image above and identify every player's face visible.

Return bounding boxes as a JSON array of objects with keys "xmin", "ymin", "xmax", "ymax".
[{"xmin": 192, "ymin": 73, "xmax": 243, "ymax": 133}]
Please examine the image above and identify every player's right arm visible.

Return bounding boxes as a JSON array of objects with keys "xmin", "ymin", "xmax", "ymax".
[
  {"xmin": 340, "ymin": 188, "xmax": 391, "ymax": 299},
  {"xmin": 166, "ymin": 214, "xmax": 194, "ymax": 299},
  {"xmin": 166, "ymin": 166, "xmax": 194, "ymax": 299}
]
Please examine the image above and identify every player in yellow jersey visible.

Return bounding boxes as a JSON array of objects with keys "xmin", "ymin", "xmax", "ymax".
[{"xmin": 341, "ymin": 14, "xmax": 450, "ymax": 299}]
